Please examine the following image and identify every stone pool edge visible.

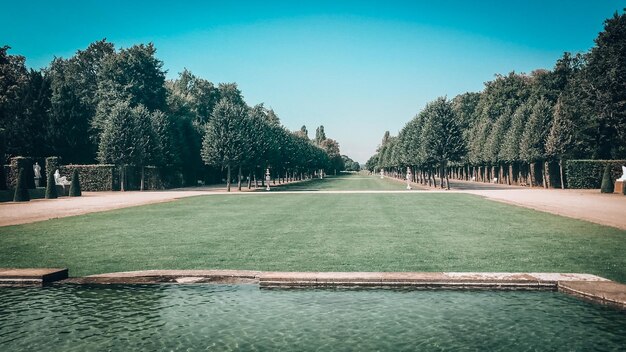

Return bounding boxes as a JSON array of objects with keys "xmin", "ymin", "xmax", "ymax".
[{"xmin": 2, "ymin": 269, "xmax": 625, "ymax": 310}]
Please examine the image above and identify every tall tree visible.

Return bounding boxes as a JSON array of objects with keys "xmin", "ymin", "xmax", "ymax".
[
  {"xmin": 97, "ymin": 100, "xmax": 144, "ymax": 191},
  {"xmin": 94, "ymin": 43, "xmax": 167, "ymax": 139},
  {"xmin": 320, "ymin": 138, "xmax": 342, "ymax": 174},
  {"xmin": 315, "ymin": 125, "xmax": 326, "ymax": 145},
  {"xmin": 0, "ymin": 46, "xmax": 28, "ymax": 156},
  {"xmin": 47, "ymin": 39, "xmax": 114, "ymax": 163},
  {"xmin": 201, "ymin": 98, "xmax": 251, "ymax": 192},
  {"xmin": 583, "ymin": 11, "xmax": 626, "ymax": 158},
  {"xmin": 296, "ymin": 125, "xmax": 309, "ymax": 139},
  {"xmin": 419, "ymin": 97, "xmax": 466, "ymax": 189},
  {"xmin": 12, "ymin": 69, "xmax": 51, "ymax": 157}
]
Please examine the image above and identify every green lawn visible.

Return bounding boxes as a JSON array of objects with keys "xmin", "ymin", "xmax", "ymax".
[
  {"xmin": 272, "ymin": 173, "xmax": 407, "ymax": 191},
  {"xmin": 1, "ymin": 176, "xmax": 625, "ymax": 281}
]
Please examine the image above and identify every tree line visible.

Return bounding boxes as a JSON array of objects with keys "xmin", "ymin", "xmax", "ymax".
[
  {"xmin": 366, "ymin": 11, "xmax": 626, "ymax": 188},
  {"xmin": 0, "ymin": 40, "xmax": 347, "ymax": 190}
]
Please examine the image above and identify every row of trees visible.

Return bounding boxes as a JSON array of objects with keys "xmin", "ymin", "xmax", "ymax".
[
  {"xmin": 0, "ymin": 40, "xmax": 348, "ymax": 190},
  {"xmin": 367, "ymin": 10, "xmax": 626, "ymax": 188}
]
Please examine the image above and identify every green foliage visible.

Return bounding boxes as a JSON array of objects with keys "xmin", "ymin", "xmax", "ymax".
[
  {"xmin": 500, "ymin": 103, "xmax": 531, "ymax": 163},
  {"xmin": 601, "ymin": 164, "xmax": 615, "ymax": 193},
  {"xmin": 69, "ymin": 169, "xmax": 82, "ymax": 196},
  {"xmin": 565, "ymin": 160, "xmax": 626, "ymax": 189},
  {"xmin": 13, "ymin": 168, "xmax": 30, "ymax": 201},
  {"xmin": 47, "ymin": 41, "xmax": 114, "ymax": 164},
  {"xmin": 419, "ymin": 97, "xmax": 466, "ymax": 167},
  {"xmin": 368, "ymin": 11, "xmax": 626, "ymax": 181},
  {"xmin": 201, "ymin": 98, "xmax": 251, "ymax": 169},
  {"xmin": 545, "ymin": 98, "xmax": 574, "ymax": 160},
  {"xmin": 519, "ymin": 98, "xmax": 553, "ymax": 162},
  {"xmin": 315, "ymin": 125, "xmax": 327, "ymax": 146},
  {"xmin": 583, "ymin": 11, "xmax": 626, "ymax": 158},
  {"xmin": 9, "ymin": 156, "xmax": 34, "ymax": 189},
  {"xmin": 7, "ymin": 69, "xmax": 52, "ymax": 157},
  {"xmin": 60, "ymin": 165, "xmax": 117, "ymax": 191},
  {"xmin": 45, "ymin": 168, "xmax": 58, "ymax": 199},
  {"xmin": 0, "ymin": 128, "xmax": 5, "ymax": 190},
  {"xmin": 97, "ymin": 101, "xmax": 160, "ymax": 168},
  {"xmin": 0, "ymin": 46, "xmax": 28, "ymax": 155},
  {"xmin": 341, "ymin": 155, "xmax": 360, "ymax": 171}
]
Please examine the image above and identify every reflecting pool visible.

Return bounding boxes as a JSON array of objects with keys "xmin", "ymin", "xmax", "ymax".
[{"xmin": 1, "ymin": 284, "xmax": 625, "ymax": 351}]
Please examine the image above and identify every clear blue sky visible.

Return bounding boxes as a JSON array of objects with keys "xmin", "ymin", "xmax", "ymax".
[{"xmin": 3, "ymin": 1, "xmax": 623, "ymax": 162}]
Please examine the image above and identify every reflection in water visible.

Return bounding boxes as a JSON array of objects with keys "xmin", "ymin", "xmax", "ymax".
[{"xmin": 1, "ymin": 285, "xmax": 625, "ymax": 351}]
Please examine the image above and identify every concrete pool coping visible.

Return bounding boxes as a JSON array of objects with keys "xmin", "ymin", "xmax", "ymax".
[{"xmin": 2, "ymin": 269, "xmax": 625, "ymax": 309}]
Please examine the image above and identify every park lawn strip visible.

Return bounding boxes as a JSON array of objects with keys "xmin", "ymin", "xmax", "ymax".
[
  {"xmin": 272, "ymin": 174, "xmax": 406, "ymax": 191},
  {"xmin": 0, "ymin": 193, "xmax": 624, "ymax": 282}
]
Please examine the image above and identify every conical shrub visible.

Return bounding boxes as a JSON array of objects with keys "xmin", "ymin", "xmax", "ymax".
[
  {"xmin": 600, "ymin": 164, "xmax": 614, "ymax": 193},
  {"xmin": 69, "ymin": 169, "xmax": 81, "ymax": 197},
  {"xmin": 13, "ymin": 168, "xmax": 30, "ymax": 202},
  {"xmin": 45, "ymin": 170, "xmax": 58, "ymax": 199}
]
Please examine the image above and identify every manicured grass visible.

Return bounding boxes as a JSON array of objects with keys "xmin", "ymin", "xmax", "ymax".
[
  {"xmin": 272, "ymin": 173, "xmax": 407, "ymax": 191},
  {"xmin": 1, "ymin": 189, "xmax": 625, "ymax": 282}
]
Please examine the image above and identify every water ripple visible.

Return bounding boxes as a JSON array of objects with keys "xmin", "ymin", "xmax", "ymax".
[{"xmin": 0, "ymin": 285, "xmax": 624, "ymax": 351}]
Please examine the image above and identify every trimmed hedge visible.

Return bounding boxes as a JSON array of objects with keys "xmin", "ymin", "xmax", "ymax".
[
  {"xmin": 0, "ymin": 188, "xmax": 45, "ymax": 202},
  {"xmin": 4, "ymin": 158, "xmax": 183, "ymax": 192},
  {"xmin": 565, "ymin": 160, "xmax": 626, "ymax": 189},
  {"xmin": 45, "ymin": 156, "xmax": 61, "ymax": 177},
  {"xmin": 59, "ymin": 165, "xmax": 119, "ymax": 191},
  {"xmin": 9, "ymin": 157, "xmax": 35, "ymax": 189}
]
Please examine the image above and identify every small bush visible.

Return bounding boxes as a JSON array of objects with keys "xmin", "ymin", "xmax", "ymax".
[
  {"xmin": 600, "ymin": 165, "xmax": 614, "ymax": 193},
  {"xmin": 13, "ymin": 168, "xmax": 30, "ymax": 202},
  {"xmin": 45, "ymin": 170, "xmax": 58, "ymax": 199},
  {"xmin": 69, "ymin": 169, "xmax": 82, "ymax": 197}
]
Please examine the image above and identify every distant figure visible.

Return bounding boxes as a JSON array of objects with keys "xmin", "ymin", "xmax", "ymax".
[
  {"xmin": 33, "ymin": 162, "xmax": 41, "ymax": 179},
  {"xmin": 492, "ymin": 177, "xmax": 498, "ymax": 184},
  {"xmin": 471, "ymin": 176, "xmax": 476, "ymax": 182}
]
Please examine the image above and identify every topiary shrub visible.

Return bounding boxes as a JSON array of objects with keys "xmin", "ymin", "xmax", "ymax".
[
  {"xmin": 600, "ymin": 165, "xmax": 614, "ymax": 193},
  {"xmin": 13, "ymin": 168, "xmax": 30, "ymax": 202},
  {"xmin": 45, "ymin": 170, "xmax": 58, "ymax": 199},
  {"xmin": 69, "ymin": 169, "xmax": 82, "ymax": 197}
]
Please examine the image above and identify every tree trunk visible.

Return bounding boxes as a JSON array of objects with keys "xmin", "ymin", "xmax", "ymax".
[
  {"xmin": 226, "ymin": 164, "xmax": 232, "ymax": 192},
  {"xmin": 248, "ymin": 171, "xmax": 252, "ymax": 189},
  {"xmin": 140, "ymin": 166, "xmax": 145, "ymax": 191},
  {"xmin": 237, "ymin": 165, "xmax": 242, "ymax": 191},
  {"xmin": 120, "ymin": 166, "xmax": 125, "ymax": 192},
  {"xmin": 445, "ymin": 166, "xmax": 450, "ymax": 190},
  {"xmin": 559, "ymin": 158, "xmax": 565, "ymax": 189},
  {"xmin": 529, "ymin": 163, "xmax": 535, "ymax": 188},
  {"xmin": 440, "ymin": 164, "xmax": 444, "ymax": 189}
]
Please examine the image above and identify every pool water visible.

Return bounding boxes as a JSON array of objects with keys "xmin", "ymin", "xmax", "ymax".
[{"xmin": 1, "ymin": 284, "xmax": 625, "ymax": 351}]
